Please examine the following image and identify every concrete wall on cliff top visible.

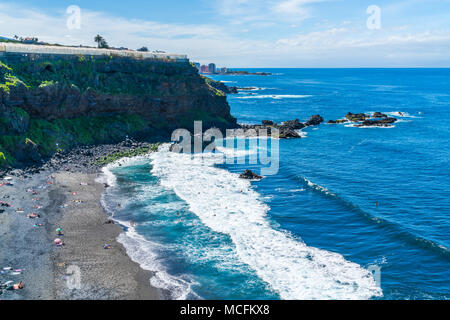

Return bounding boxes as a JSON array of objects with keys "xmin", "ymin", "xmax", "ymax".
[{"xmin": 0, "ymin": 43, "xmax": 188, "ymax": 62}]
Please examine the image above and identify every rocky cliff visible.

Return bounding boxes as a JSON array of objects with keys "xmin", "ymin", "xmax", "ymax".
[{"xmin": 0, "ymin": 54, "xmax": 236, "ymax": 167}]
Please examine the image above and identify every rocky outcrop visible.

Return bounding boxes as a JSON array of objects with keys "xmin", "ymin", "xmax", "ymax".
[
  {"xmin": 203, "ymin": 77, "xmax": 238, "ymax": 94},
  {"xmin": 328, "ymin": 112, "xmax": 398, "ymax": 127},
  {"xmin": 327, "ymin": 119, "xmax": 348, "ymax": 124},
  {"xmin": 359, "ymin": 117, "xmax": 397, "ymax": 127},
  {"xmin": 346, "ymin": 112, "xmax": 368, "ymax": 122},
  {"xmin": 372, "ymin": 112, "xmax": 388, "ymax": 118},
  {"xmin": 236, "ymin": 115, "xmax": 324, "ymax": 139},
  {"xmin": 304, "ymin": 115, "xmax": 324, "ymax": 127},
  {"xmin": 239, "ymin": 169, "xmax": 263, "ymax": 180}
]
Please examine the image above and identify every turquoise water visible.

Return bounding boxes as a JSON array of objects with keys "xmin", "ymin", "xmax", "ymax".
[{"xmin": 104, "ymin": 69, "xmax": 450, "ymax": 300}]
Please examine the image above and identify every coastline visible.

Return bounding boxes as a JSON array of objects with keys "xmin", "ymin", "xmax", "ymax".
[{"xmin": 0, "ymin": 142, "xmax": 162, "ymax": 300}]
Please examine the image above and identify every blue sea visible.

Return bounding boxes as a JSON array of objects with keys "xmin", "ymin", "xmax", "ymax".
[{"xmin": 102, "ymin": 69, "xmax": 450, "ymax": 300}]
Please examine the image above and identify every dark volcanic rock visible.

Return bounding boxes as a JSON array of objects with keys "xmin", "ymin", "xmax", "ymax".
[
  {"xmin": 305, "ymin": 115, "xmax": 324, "ymax": 126},
  {"xmin": 262, "ymin": 120, "xmax": 274, "ymax": 126},
  {"xmin": 281, "ymin": 119, "xmax": 305, "ymax": 130},
  {"xmin": 327, "ymin": 119, "xmax": 349, "ymax": 124},
  {"xmin": 239, "ymin": 169, "xmax": 263, "ymax": 180},
  {"xmin": 372, "ymin": 112, "xmax": 388, "ymax": 118},
  {"xmin": 346, "ymin": 112, "xmax": 368, "ymax": 122},
  {"xmin": 235, "ymin": 115, "xmax": 323, "ymax": 139},
  {"xmin": 359, "ymin": 117, "xmax": 397, "ymax": 127},
  {"xmin": 279, "ymin": 128, "xmax": 301, "ymax": 138}
]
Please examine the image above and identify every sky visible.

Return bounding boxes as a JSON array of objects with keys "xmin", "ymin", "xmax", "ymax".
[{"xmin": 0, "ymin": 0, "xmax": 449, "ymax": 67}]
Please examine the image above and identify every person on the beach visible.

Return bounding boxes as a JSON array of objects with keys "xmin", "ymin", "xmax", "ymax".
[{"xmin": 130, "ymin": 220, "xmax": 135, "ymax": 227}]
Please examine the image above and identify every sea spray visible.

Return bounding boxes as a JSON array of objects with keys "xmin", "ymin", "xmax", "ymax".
[{"xmin": 148, "ymin": 144, "xmax": 383, "ymax": 300}]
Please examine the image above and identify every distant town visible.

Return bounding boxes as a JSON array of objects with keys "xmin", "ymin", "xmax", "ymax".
[{"xmin": 192, "ymin": 62, "xmax": 271, "ymax": 76}]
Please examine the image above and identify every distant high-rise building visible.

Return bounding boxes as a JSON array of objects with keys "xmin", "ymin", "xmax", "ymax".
[
  {"xmin": 200, "ymin": 65, "xmax": 209, "ymax": 73},
  {"xmin": 208, "ymin": 63, "xmax": 216, "ymax": 74}
]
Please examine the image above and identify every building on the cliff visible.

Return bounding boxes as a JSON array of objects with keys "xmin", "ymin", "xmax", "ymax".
[{"xmin": 0, "ymin": 43, "xmax": 188, "ymax": 62}]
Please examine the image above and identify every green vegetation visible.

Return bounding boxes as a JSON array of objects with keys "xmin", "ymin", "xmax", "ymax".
[
  {"xmin": 38, "ymin": 80, "xmax": 57, "ymax": 88},
  {"xmin": 0, "ymin": 152, "xmax": 6, "ymax": 163},
  {"xmin": 0, "ymin": 113, "xmax": 149, "ymax": 167},
  {"xmin": 0, "ymin": 74, "xmax": 22, "ymax": 93},
  {"xmin": 0, "ymin": 56, "xmax": 196, "ymax": 96},
  {"xmin": 95, "ymin": 144, "xmax": 159, "ymax": 165}
]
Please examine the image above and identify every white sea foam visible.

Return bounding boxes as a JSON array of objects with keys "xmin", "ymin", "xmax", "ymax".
[
  {"xmin": 295, "ymin": 130, "xmax": 308, "ymax": 138},
  {"xmin": 97, "ymin": 157, "xmax": 200, "ymax": 300},
  {"xmin": 345, "ymin": 124, "xmax": 395, "ymax": 129},
  {"xmin": 304, "ymin": 178, "xmax": 337, "ymax": 197},
  {"xmin": 385, "ymin": 111, "xmax": 421, "ymax": 118},
  {"xmin": 216, "ymin": 146, "xmax": 257, "ymax": 158},
  {"xmin": 237, "ymin": 94, "xmax": 312, "ymax": 100},
  {"xmin": 117, "ymin": 227, "xmax": 200, "ymax": 300},
  {"xmin": 147, "ymin": 144, "xmax": 383, "ymax": 300}
]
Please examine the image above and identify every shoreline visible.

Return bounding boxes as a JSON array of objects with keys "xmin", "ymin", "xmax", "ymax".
[{"xmin": 0, "ymin": 140, "xmax": 162, "ymax": 300}]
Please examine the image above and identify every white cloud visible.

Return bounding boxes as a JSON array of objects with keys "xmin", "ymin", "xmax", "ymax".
[
  {"xmin": 273, "ymin": 0, "xmax": 323, "ymax": 21},
  {"xmin": 0, "ymin": 1, "xmax": 448, "ymax": 67}
]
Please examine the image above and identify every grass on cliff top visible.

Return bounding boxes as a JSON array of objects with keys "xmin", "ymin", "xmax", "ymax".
[{"xmin": 95, "ymin": 144, "xmax": 160, "ymax": 166}]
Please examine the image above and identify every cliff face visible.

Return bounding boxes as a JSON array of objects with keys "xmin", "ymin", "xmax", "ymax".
[{"xmin": 0, "ymin": 55, "xmax": 236, "ymax": 167}]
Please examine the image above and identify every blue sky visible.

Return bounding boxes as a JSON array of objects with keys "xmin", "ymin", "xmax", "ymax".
[{"xmin": 1, "ymin": 0, "xmax": 449, "ymax": 67}]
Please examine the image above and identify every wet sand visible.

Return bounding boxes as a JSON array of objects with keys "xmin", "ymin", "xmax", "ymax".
[{"xmin": 0, "ymin": 170, "xmax": 161, "ymax": 300}]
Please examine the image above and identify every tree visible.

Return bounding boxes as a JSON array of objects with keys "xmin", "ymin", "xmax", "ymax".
[
  {"xmin": 99, "ymin": 39, "xmax": 109, "ymax": 49},
  {"xmin": 94, "ymin": 34, "xmax": 104, "ymax": 48},
  {"xmin": 137, "ymin": 46, "xmax": 149, "ymax": 52}
]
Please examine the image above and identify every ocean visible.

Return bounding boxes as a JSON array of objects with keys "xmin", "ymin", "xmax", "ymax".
[{"xmin": 101, "ymin": 69, "xmax": 450, "ymax": 300}]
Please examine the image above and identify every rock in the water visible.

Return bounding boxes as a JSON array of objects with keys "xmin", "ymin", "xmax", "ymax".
[
  {"xmin": 305, "ymin": 115, "xmax": 324, "ymax": 126},
  {"xmin": 281, "ymin": 119, "xmax": 305, "ymax": 130},
  {"xmin": 262, "ymin": 120, "xmax": 274, "ymax": 126},
  {"xmin": 359, "ymin": 117, "xmax": 397, "ymax": 127},
  {"xmin": 346, "ymin": 112, "xmax": 368, "ymax": 122},
  {"xmin": 327, "ymin": 119, "xmax": 349, "ymax": 124},
  {"xmin": 279, "ymin": 128, "xmax": 301, "ymax": 138},
  {"xmin": 239, "ymin": 169, "xmax": 263, "ymax": 180},
  {"xmin": 372, "ymin": 112, "xmax": 388, "ymax": 118}
]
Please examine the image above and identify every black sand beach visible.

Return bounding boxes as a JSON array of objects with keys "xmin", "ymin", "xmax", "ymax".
[{"xmin": 0, "ymin": 143, "xmax": 161, "ymax": 300}]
